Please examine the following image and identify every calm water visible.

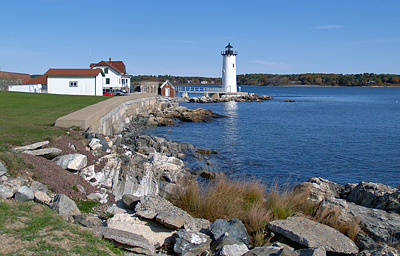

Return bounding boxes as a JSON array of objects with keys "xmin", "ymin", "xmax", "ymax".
[{"xmin": 148, "ymin": 86, "xmax": 400, "ymax": 187}]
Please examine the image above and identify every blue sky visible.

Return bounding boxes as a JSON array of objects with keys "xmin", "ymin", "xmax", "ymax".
[{"xmin": 1, "ymin": 0, "xmax": 399, "ymax": 77}]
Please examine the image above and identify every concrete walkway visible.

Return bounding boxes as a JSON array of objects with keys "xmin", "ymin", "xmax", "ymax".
[{"xmin": 55, "ymin": 92, "xmax": 156, "ymax": 132}]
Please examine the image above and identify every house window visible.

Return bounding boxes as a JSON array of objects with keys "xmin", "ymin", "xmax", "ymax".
[
  {"xmin": 106, "ymin": 78, "xmax": 110, "ymax": 84},
  {"xmin": 122, "ymin": 79, "xmax": 126, "ymax": 85},
  {"xmin": 69, "ymin": 81, "xmax": 78, "ymax": 87},
  {"xmin": 104, "ymin": 68, "xmax": 108, "ymax": 74}
]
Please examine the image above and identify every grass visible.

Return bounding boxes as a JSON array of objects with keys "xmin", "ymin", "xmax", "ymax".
[
  {"xmin": 0, "ymin": 91, "xmax": 108, "ymax": 152},
  {"xmin": 0, "ymin": 199, "xmax": 124, "ymax": 255},
  {"xmin": 172, "ymin": 176, "xmax": 359, "ymax": 246},
  {"xmin": 76, "ymin": 199, "xmax": 101, "ymax": 213}
]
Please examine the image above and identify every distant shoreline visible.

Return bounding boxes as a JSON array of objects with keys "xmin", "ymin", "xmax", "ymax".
[{"xmin": 178, "ymin": 84, "xmax": 400, "ymax": 88}]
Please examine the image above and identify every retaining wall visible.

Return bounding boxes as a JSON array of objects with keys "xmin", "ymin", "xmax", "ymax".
[{"xmin": 55, "ymin": 92, "xmax": 158, "ymax": 135}]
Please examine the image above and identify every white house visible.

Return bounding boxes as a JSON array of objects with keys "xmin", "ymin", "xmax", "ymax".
[
  {"xmin": 45, "ymin": 69, "xmax": 104, "ymax": 96},
  {"xmin": 90, "ymin": 58, "xmax": 131, "ymax": 92},
  {"xmin": 8, "ymin": 75, "xmax": 47, "ymax": 93}
]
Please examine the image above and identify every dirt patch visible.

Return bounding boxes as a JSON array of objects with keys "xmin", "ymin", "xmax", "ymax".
[{"xmin": 11, "ymin": 135, "xmax": 108, "ymax": 201}]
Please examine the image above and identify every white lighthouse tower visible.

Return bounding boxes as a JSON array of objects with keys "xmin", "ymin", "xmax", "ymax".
[{"xmin": 221, "ymin": 43, "xmax": 238, "ymax": 93}]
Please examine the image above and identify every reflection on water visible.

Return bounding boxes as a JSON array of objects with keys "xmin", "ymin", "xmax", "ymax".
[{"xmin": 221, "ymin": 101, "xmax": 238, "ymax": 147}]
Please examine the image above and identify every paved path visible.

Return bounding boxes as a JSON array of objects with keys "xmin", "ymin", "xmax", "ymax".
[{"xmin": 55, "ymin": 92, "xmax": 156, "ymax": 130}]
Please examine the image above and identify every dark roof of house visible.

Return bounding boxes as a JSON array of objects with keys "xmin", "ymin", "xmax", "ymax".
[
  {"xmin": 45, "ymin": 69, "xmax": 103, "ymax": 77},
  {"xmin": 90, "ymin": 59, "xmax": 126, "ymax": 74},
  {"xmin": 22, "ymin": 75, "xmax": 47, "ymax": 85}
]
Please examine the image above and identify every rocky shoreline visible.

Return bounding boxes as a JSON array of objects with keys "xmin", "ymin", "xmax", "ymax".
[{"xmin": 1, "ymin": 97, "xmax": 400, "ymax": 255}]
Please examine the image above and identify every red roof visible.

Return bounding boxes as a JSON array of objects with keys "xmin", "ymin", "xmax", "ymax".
[
  {"xmin": 45, "ymin": 69, "xmax": 103, "ymax": 76},
  {"xmin": 90, "ymin": 58, "xmax": 126, "ymax": 74},
  {"xmin": 22, "ymin": 75, "xmax": 47, "ymax": 85}
]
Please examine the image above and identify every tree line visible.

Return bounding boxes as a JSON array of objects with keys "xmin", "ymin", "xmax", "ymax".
[{"xmin": 132, "ymin": 73, "xmax": 400, "ymax": 86}]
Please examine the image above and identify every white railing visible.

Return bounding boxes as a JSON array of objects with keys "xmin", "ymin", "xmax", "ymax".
[{"xmin": 175, "ymin": 86, "xmax": 224, "ymax": 93}]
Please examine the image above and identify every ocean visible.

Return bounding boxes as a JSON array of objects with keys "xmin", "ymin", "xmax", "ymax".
[{"xmin": 147, "ymin": 86, "xmax": 400, "ymax": 188}]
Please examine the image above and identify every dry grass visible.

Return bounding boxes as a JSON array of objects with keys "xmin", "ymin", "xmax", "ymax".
[
  {"xmin": 173, "ymin": 176, "xmax": 361, "ymax": 245},
  {"xmin": 313, "ymin": 205, "xmax": 360, "ymax": 241},
  {"xmin": 172, "ymin": 177, "xmax": 317, "ymax": 245}
]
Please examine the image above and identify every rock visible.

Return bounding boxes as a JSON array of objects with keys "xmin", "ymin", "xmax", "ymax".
[
  {"xmin": 122, "ymin": 194, "xmax": 140, "ymax": 210},
  {"xmin": 318, "ymin": 197, "xmax": 400, "ymax": 244},
  {"xmin": 293, "ymin": 177, "xmax": 344, "ymax": 203},
  {"xmin": 211, "ymin": 234, "xmax": 242, "ymax": 251},
  {"xmin": 72, "ymin": 214, "xmax": 90, "ymax": 227},
  {"xmin": 76, "ymin": 184, "xmax": 86, "ymax": 194},
  {"xmin": 87, "ymin": 192, "xmax": 108, "ymax": 203},
  {"xmin": 173, "ymin": 229, "xmax": 212, "ymax": 255},
  {"xmin": 244, "ymin": 246, "xmax": 294, "ymax": 256},
  {"xmin": 107, "ymin": 212, "xmax": 175, "ymax": 246},
  {"xmin": 294, "ymin": 247, "xmax": 326, "ymax": 256},
  {"xmin": 54, "ymin": 153, "xmax": 87, "ymax": 171},
  {"xmin": 93, "ymin": 226, "xmax": 155, "ymax": 255},
  {"xmin": 211, "ymin": 218, "xmax": 251, "ymax": 245},
  {"xmin": 86, "ymin": 193, "xmax": 102, "ymax": 201},
  {"xmin": 88, "ymin": 138, "xmax": 102, "ymax": 151},
  {"xmin": 268, "ymin": 217, "xmax": 358, "ymax": 254},
  {"xmin": 14, "ymin": 185, "xmax": 34, "ymax": 202},
  {"xmin": 30, "ymin": 180, "xmax": 48, "ymax": 193},
  {"xmin": 51, "ymin": 194, "xmax": 81, "ymax": 216},
  {"xmin": 346, "ymin": 181, "xmax": 400, "ymax": 213},
  {"xmin": 217, "ymin": 243, "xmax": 249, "ymax": 256},
  {"xmin": 179, "ymin": 111, "xmax": 213, "ymax": 122},
  {"xmin": 79, "ymin": 165, "xmax": 95, "ymax": 181},
  {"xmin": 86, "ymin": 214, "xmax": 103, "ymax": 227},
  {"xmin": 135, "ymin": 195, "xmax": 210, "ymax": 231},
  {"xmin": 0, "ymin": 184, "xmax": 15, "ymax": 199},
  {"xmin": 0, "ymin": 161, "xmax": 7, "ymax": 176},
  {"xmin": 355, "ymin": 247, "xmax": 400, "ymax": 256},
  {"xmin": 34, "ymin": 190, "xmax": 52, "ymax": 205},
  {"xmin": 12, "ymin": 140, "xmax": 49, "ymax": 152},
  {"xmin": 23, "ymin": 147, "xmax": 62, "ymax": 159},
  {"xmin": 95, "ymin": 134, "xmax": 110, "ymax": 151}
]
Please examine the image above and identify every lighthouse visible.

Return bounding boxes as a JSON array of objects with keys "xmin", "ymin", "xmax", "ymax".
[{"xmin": 221, "ymin": 43, "xmax": 238, "ymax": 93}]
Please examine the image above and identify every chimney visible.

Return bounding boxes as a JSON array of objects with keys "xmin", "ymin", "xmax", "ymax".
[{"xmin": 109, "ymin": 57, "xmax": 111, "ymax": 62}]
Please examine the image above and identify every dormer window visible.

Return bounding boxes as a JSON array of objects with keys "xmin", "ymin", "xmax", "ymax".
[{"xmin": 104, "ymin": 68, "xmax": 108, "ymax": 74}]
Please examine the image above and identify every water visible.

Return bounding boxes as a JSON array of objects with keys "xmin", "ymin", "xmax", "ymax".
[{"xmin": 148, "ymin": 86, "xmax": 400, "ymax": 187}]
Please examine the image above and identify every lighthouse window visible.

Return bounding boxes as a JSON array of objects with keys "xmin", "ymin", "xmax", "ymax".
[{"xmin": 233, "ymin": 64, "xmax": 234, "ymax": 68}]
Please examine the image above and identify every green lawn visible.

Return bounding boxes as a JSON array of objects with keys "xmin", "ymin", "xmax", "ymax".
[{"xmin": 0, "ymin": 91, "xmax": 109, "ymax": 152}]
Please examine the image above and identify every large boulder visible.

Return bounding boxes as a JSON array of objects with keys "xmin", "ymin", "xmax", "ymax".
[
  {"xmin": 33, "ymin": 190, "xmax": 52, "ymax": 206},
  {"xmin": 30, "ymin": 180, "xmax": 48, "ymax": 193},
  {"xmin": 268, "ymin": 217, "xmax": 359, "ymax": 255},
  {"xmin": 244, "ymin": 246, "xmax": 295, "ymax": 256},
  {"xmin": 14, "ymin": 185, "xmax": 34, "ymax": 202},
  {"xmin": 106, "ymin": 212, "xmax": 175, "ymax": 247},
  {"xmin": 135, "ymin": 195, "xmax": 210, "ymax": 231},
  {"xmin": 12, "ymin": 140, "xmax": 49, "ymax": 152},
  {"xmin": 346, "ymin": 181, "xmax": 400, "ymax": 213},
  {"xmin": 211, "ymin": 218, "xmax": 251, "ymax": 245},
  {"xmin": 51, "ymin": 194, "xmax": 81, "ymax": 216},
  {"xmin": 122, "ymin": 194, "xmax": 140, "ymax": 210},
  {"xmin": 93, "ymin": 226, "xmax": 155, "ymax": 255},
  {"xmin": 293, "ymin": 177, "xmax": 344, "ymax": 203},
  {"xmin": 23, "ymin": 147, "xmax": 62, "ymax": 159},
  {"xmin": 318, "ymin": 197, "xmax": 400, "ymax": 245},
  {"xmin": 0, "ymin": 176, "xmax": 24, "ymax": 199},
  {"xmin": 173, "ymin": 229, "xmax": 212, "ymax": 255},
  {"xmin": 54, "ymin": 153, "xmax": 87, "ymax": 171}
]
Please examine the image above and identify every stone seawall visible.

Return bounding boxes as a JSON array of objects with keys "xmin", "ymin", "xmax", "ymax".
[{"xmin": 55, "ymin": 92, "xmax": 157, "ymax": 135}]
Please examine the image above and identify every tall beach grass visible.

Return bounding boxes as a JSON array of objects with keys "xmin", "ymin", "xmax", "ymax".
[{"xmin": 172, "ymin": 176, "xmax": 359, "ymax": 245}]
